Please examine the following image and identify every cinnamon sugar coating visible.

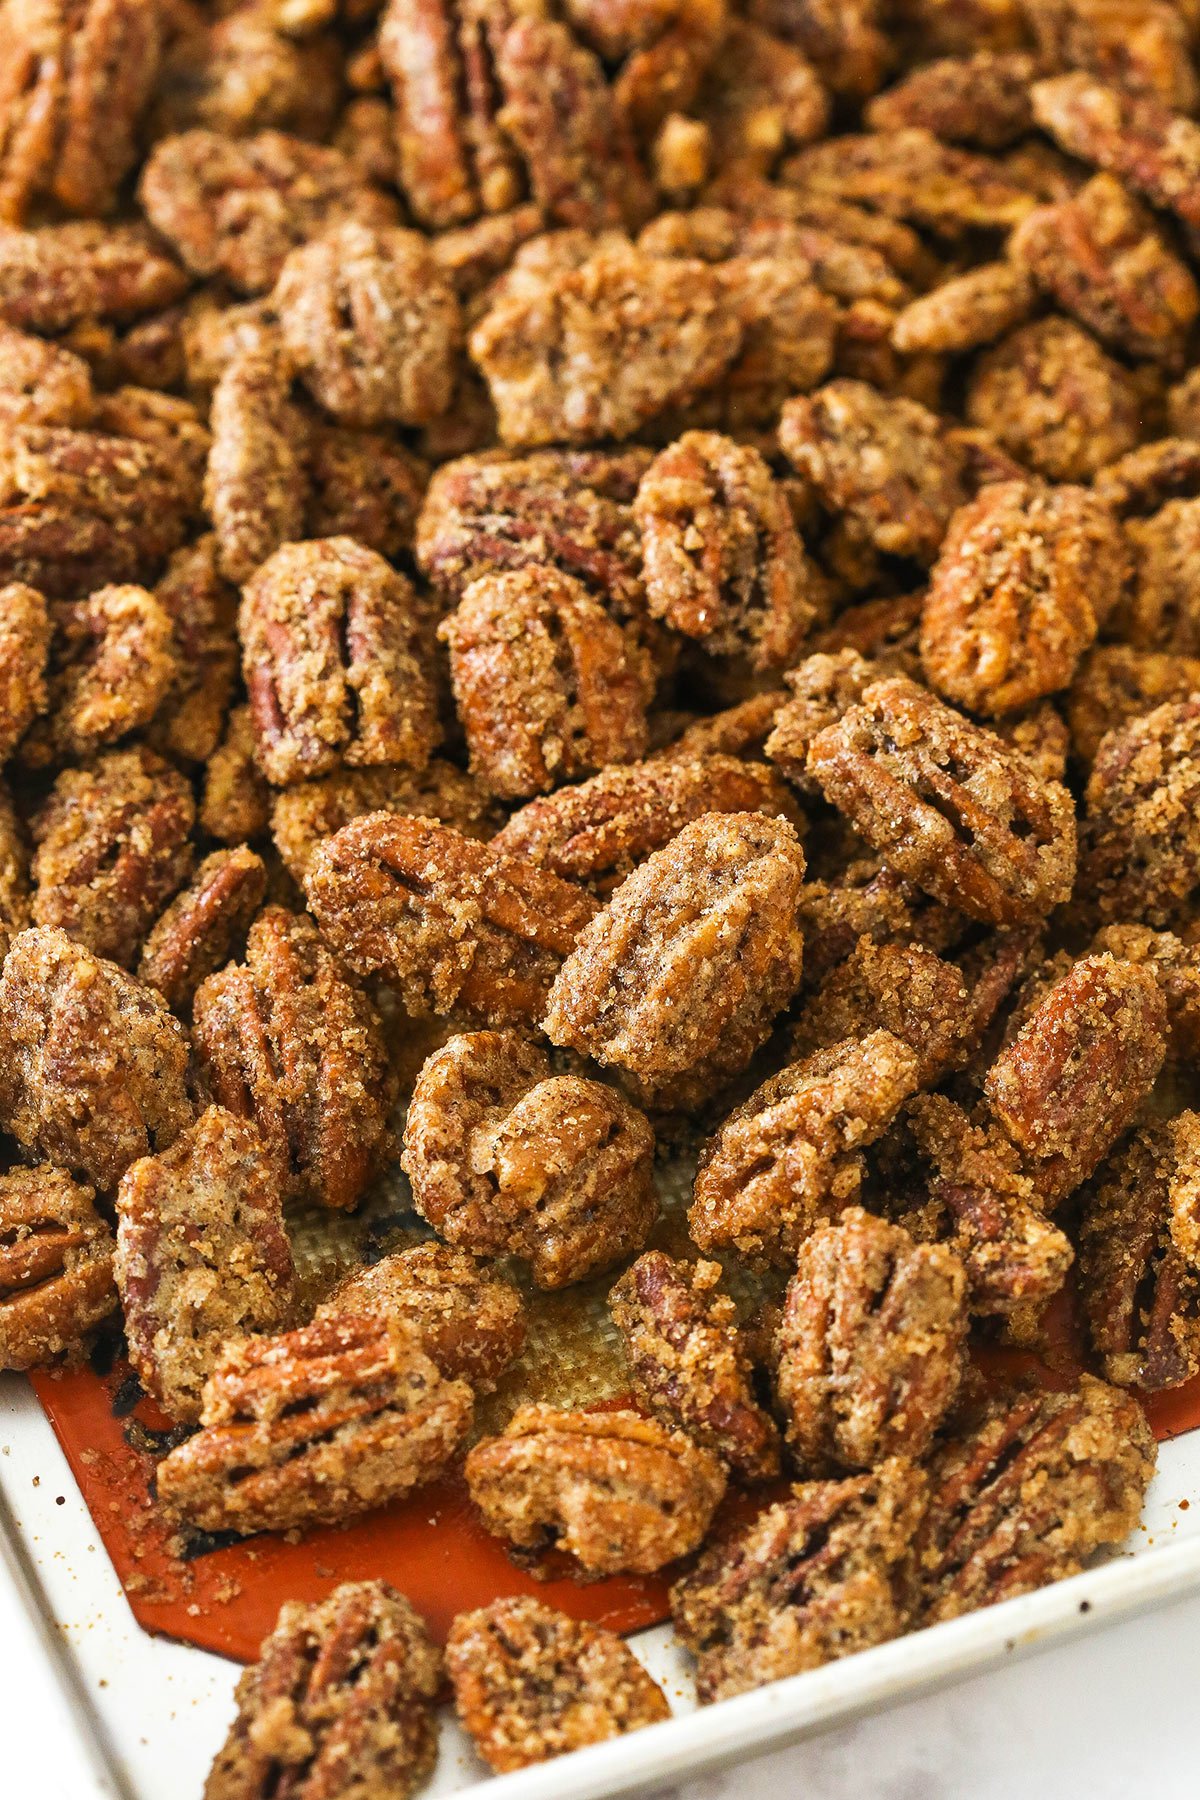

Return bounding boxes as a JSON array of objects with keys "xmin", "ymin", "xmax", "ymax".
[
  {"xmin": 272, "ymin": 761, "xmax": 497, "ymax": 885},
  {"xmin": 151, "ymin": 2, "xmax": 343, "ymax": 142},
  {"xmin": 0, "ymin": 221, "xmax": 188, "ymax": 336},
  {"xmin": 116, "ymin": 1106, "xmax": 295, "ymax": 1423},
  {"xmin": 1080, "ymin": 697, "xmax": 1200, "ymax": 927},
  {"xmin": 26, "ymin": 584, "xmax": 178, "ymax": 765},
  {"xmin": 782, "ymin": 129, "xmax": 1034, "ymax": 235},
  {"xmin": 0, "ymin": 1166, "xmax": 116, "ymax": 1370},
  {"xmin": 465, "ymin": 1404, "xmax": 726, "ymax": 1576},
  {"xmin": 865, "ymin": 51, "xmax": 1036, "ymax": 148},
  {"xmin": 138, "ymin": 847, "xmax": 267, "ymax": 1013},
  {"xmin": 789, "ymin": 938, "xmax": 982, "ymax": 1087},
  {"xmin": 1124, "ymin": 497, "xmax": 1200, "ymax": 655},
  {"xmin": 204, "ymin": 333, "xmax": 309, "ymax": 585},
  {"xmin": 201, "ymin": 703, "xmax": 273, "ymax": 846},
  {"xmin": 966, "ymin": 317, "xmax": 1141, "ymax": 482},
  {"xmin": 0, "ymin": 580, "xmax": 50, "ymax": 762},
  {"xmin": 149, "ymin": 537, "xmax": 238, "ymax": 768},
  {"xmin": 447, "ymin": 1596, "xmax": 669, "ymax": 1773},
  {"xmin": 0, "ymin": 782, "xmax": 31, "ymax": 958}
]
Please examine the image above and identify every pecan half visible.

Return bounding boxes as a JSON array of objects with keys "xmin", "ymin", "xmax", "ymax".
[
  {"xmin": 865, "ymin": 51, "xmax": 1036, "ymax": 149},
  {"xmin": 1030, "ymin": 0, "xmax": 1197, "ymax": 111},
  {"xmin": 201, "ymin": 703, "xmax": 273, "ymax": 846},
  {"xmin": 1123, "ymin": 497, "xmax": 1200, "ymax": 655},
  {"xmin": 0, "ymin": 1166, "xmax": 116, "ymax": 1370},
  {"xmin": 789, "ymin": 938, "xmax": 982, "ymax": 1087},
  {"xmin": 890, "ymin": 261, "xmax": 1035, "ymax": 356},
  {"xmin": 0, "ymin": 221, "xmax": 188, "ymax": 335},
  {"xmin": 204, "ymin": 332, "xmax": 310, "ymax": 586},
  {"xmin": 25, "ymin": 584, "xmax": 178, "ymax": 766},
  {"xmin": 782, "ymin": 129, "xmax": 1034, "ymax": 235},
  {"xmin": 1090, "ymin": 924, "xmax": 1200, "ymax": 1064},
  {"xmin": 305, "ymin": 422, "xmax": 430, "ymax": 564},
  {"xmin": 0, "ymin": 323, "xmax": 93, "ymax": 428},
  {"xmin": 1032, "ymin": 74, "xmax": 1200, "ymax": 234},
  {"xmin": 138, "ymin": 847, "xmax": 267, "ymax": 1013},
  {"xmin": 965, "ymin": 317, "xmax": 1141, "ymax": 483},
  {"xmin": 147, "ymin": 536, "xmax": 238, "ymax": 768},
  {"xmin": 272, "ymin": 762, "xmax": 497, "ymax": 886},
  {"xmin": 1066, "ymin": 645, "xmax": 1200, "ymax": 768},
  {"xmin": 1080, "ymin": 697, "xmax": 1200, "ymax": 927},
  {"xmin": 0, "ymin": 580, "xmax": 50, "ymax": 762}
]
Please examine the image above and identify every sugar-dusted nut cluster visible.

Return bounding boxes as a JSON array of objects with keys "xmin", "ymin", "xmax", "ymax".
[
  {"xmin": 447, "ymin": 1596, "xmax": 670, "ymax": 1774},
  {"xmin": 205, "ymin": 1581, "xmax": 442, "ymax": 1800},
  {"xmin": 465, "ymin": 1405, "xmax": 727, "ymax": 1577},
  {"xmin": 0, "ymin": 1166, "xmax": 117, "ymax": 1371}
]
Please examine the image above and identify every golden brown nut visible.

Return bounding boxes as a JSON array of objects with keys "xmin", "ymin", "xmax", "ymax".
[
  {"xmin": 1123, "ymin": 497, "xmax": 1200, "ymax": 655},
  {"xmin": 271, "ymin": 761, "xmax": 497, "ymax": 886},
  {"xmin": 0, "ymin": 927, "xmax": 193, "ymax": 1190},
  {"xmin": 158, "ymin": 1313, "xmax": 473, "ymax": 1535},
  {"xmin": 306, "ymin": 420, "xmax": 429, "ymax": 564},
  {"xmin": 151, "ymin": 2, "xmax": 342, "ymax": 141},
  {"xmin": 916, "ymin": 1378, "xmax": 1155, "ymax": 1623},
  {"xmin": 447, "ymin": 1596, "xmax": 670, "ymax": 1774},
  {"xmin": 0, "ymin": 781, "xmax": 30, "ymax": 959},
  {"xmin": 0, "ymin": 219, "xmax": 187, "ymax": 335},
  {"xmin": 193, "ymin": 905, "xmax": 394, "ymax": 1213},
  {"xmin": 781, "ymin": 129, "xmax": 1034, "ymax": 235},
  {"xmin": 465, "ymin": 1405, "xmax": 727, "ymax": 1576},
  {"xmin": 0, "ymin": 1166, "xmax": 116, "ymax": 1371},
  {"xmin": 204, "ymin": 331, "xmax": 310, "ymax": 586},
  {"xmin": 1031, "ymin": 74, "xmax": 1200, "ymax": 233},
  {"xmin": 669, "ymin": 1457, "xmax": 928, "ymax": 1703},
  {"xmin": 789, "ymin": 938, "xmax": 986, "ymax": 1088},
  {"xmin": 1066, "ymin": 645, "xmax": 1200, "ymax": 767},
  {"xmin": 693, "ymin": 19, "xmax": 828, "ymax": 182},
  {"xmin": 965, "ymin": 316, "xmax": 1140, "ymax": 482},
  {"xmin": 21, "ymin": 584, "xmax": 177, "ymax": 767},
  {"xmin": 0, "ymin": 323, "xmax": 93, "ymax": 428},
  {"xmin": 115, "ymin": 1107, "xmax": 295, "ymax": 1424},
  {"xmin": 764, "ymin": 650, "xmax": 881, "ymax": 796},
  {"xmin": 138, "ymin": 847, "xmax": 267, "ymax": 1014},
  {"xmin": 690, "ymin": 1031, "xmax": 920, "ymax": 1267},
  {"xmin": 0, "ymin": 580, "xmax": 50, "ymax": 762},
  {"xmin": 1080, "ymin": 697, "xmax": 1200, "ymax": 926},
  {"xmin": 205, "ymin": 1582, "xmax": 441, "ymax": 1800},
  {"xmin": 1089, "ymin": 923, "xmax": 1200, "ymax": 1063},
  {"xmin": 609, "ymin": 1251, "xmax": 781, "ymax": 1482},
  {"xmin": 1092, "ymin": 437, "xmax": 1200, "ymax": 519},
  {"xmin": 149, "ymin": 536, "xmax": 239, "ymax": 767},
  {"xmin": 865, "ymin": 50, "xmax": 1036, "ymax": 148},
  {"xmin": 201, "ymin": 703, "xmax": 273, "ymax": 845},
  {"xmin": 1028, "ymin": 0, "xmax": 1197, "ymax": 111},
  {"xmin": 890, "ymin": 260, "xmax": 1035, "ymax": 356}
]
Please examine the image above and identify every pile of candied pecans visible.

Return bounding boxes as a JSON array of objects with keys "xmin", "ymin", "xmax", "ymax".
[{"xmin": 4, "ymin": 0, "xmax": 1200, "ymax": 1789}]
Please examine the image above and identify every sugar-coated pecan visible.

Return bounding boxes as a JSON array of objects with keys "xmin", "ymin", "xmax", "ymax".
[
  {"xmin": 204, "ymin": 332, "xmax": 310, "ymax": 586},
  {"xmin": 201, "ymin": 703, "xmax": 273, "ymax": 845},
  {"xmin": 205, "ymin": 1582, "xmax": 441, "ymax": 1800},
  {"xmin": 789, "ymin": 938, "xmax": 980, "ymax": 1087},
  {"xmin": 148, "ymin": 536, "xmax": 238, "ymax": 768},
  {"xmin": 690, "ymin": 1031, "xmax": 920, "ymax": 1267},
  {"xmin": 633, "ymin": 432, "xmax": 816, "ymax": 671},
  {"xmin": 670, "ymin": 1457, "xmax": 927, "ymax": 1703},
  {"xmin": 808, "ymin": 676, "xmax": 1077, "ymax": 926},
  {"xmin": 0, "ymin": 580, "xmax": 50, "ymax": 762},
  {"xmin": 916, "ymin": 1378, "xmax": 1155, "ymax": 1622},
  {"xmin": 305, "ymin": 812, "xmax": 599, "ymax": 1027},
  {"xmin": 637, "ymin": 206, "xmax": 909, "ymax": 309},
  {"xmin": 151, "ymin": 2, "xmax": 343, "ymax": 142},
  {"xmin": 890, "ymin": 261, "xmax": 1035, "ymax": 356},
  {"xmin": 157, "ymin": 1313, "xmax": 474, "ymax": 1535},
  {"xmin": 1092, "ymin": 437, "xmax": 1200, "ymax": 519},
  {"xmin": 1123, "ymin": 497, "xmax": 1200, "ymax": 655},
  {"xmin": 493, "ymin": 754, "xmax": 800, "ymax": 893},
  {"xmin": 0, "ymin": 782, "xmax": 30, "ymax": 958},
  {"xmin": 1090, "ymin": 924, "xmax": 1200, "ymax": 1063},
  {"xmin": 430, "ymin": 204, "xmax": 547, "ymax": 298},
  {"xmin": 30, "ymin": 747, "xmax": 194, "ymax": 969},
  {"xmin": 609, "ymin": 1251, "xmax": 781, "ymax": 1482},
  {"xmin": 273, "ymin": 223, "xmax": 463, "ymax": 428},
  {"xmin": 88, "ymin": 385, "xmax": 209, "ymax": 506},
  {"xmin": 1032, "ymin": 74, "xmax": 1200, "ymax": 233},
  {"xmin": 116, "ymin": 1106, "xmax": 295, "ymax": 1424},
  {"xmin": 543, "ymin": 810, "xmax": 806, "ymax": 1108},
  {"xmin": 1080, "ymin": 697, "xmax": 1200, "ymax": 927},
  {"xmin": 779, "ymin": 380, "xmax": 967, "ymax": 565},
  {"xmin": 322, "ymin": 1243, "xmax": 526, "ymax": 1394},
  {"xmin": 764, "ymin": 650, "xmax": 882, "ymax": 795},
  {"xmin": 782, "ymin": 130, "xmax": 1034, "ymax": 235},
  {"xmin": 193, "ymin": 905, "xmax": 394, "ymax": 1213},
  {"xmin": 776, "ymin": 1208, "xmax": 968, "ymax": 1472},
  {"xmin": 0, "ymin": 927, "xmax": 192, "ymax": 1190},
  {"xmin": 402, "ymin": 1030, "xmax": 657, "ymax": 1289},
  {"xmin": 693, "ymin": 19, "xmax": 828, "ymax": 181},
  {"xmin": 465, "ymin": 1405, "xmax": 726, "ymax": 1575},
  {"xmin": 1030, "ymin": 0, "xmax": 1197, "ymax": 111},
  {"xmin": 655, "ymin": 689, "xmax": 785, "ymax": 763},
  {"xmin": 865, "ymin": 51, "xmax": 1035, "ymax": 149},
  {"xmin": 0, "ymin": 323, "xmax": 92, "ymax": 429},
  {"xmin": 469, "ymin": 237, "xmax": 741, "ymax": 448},
  {"xmin": 920, "ymin": 481, "xmax": 1126, "ymax": 718},
  {"xmin": 965, "ymin": 317, "xmax": 1140, "ymax": 483},
  {"xmin": 440, "ymin": 566, "xmax": 649, "ymax": 800},
  {"xmin": 1078, "ymin": 1115, "xmax": 1200, "ymax": 1391},
  {"xmin": 1066, "ymin": 645, "xmax": 1200, "ymax": 767},
  {"xmin": 1010, "ymin": 173, "xmax": 1199, "ymax": 365},
  {"xmin": 138, "ymin": 847, "xmax": 267, "ymax": 1013},
  {"xmin": 0, "ymin": 0, "xmax": 164, "ymax": 223},
  {"xmin": 305, "ymin": 421, "xmax": 429, "ymax": 564},
  {"xmin": 749, "ymin": 0, "xmax": 891, "ymax": 101},
  {"xmin": 241, "ymin": 537, "xmax": 439, "ymax": 787},
  {"xmin": 139, "ymin": 128, "xmax": 399, "ymax": 294},
  {"xmin": 0, "ymin": 221, "xmax": 188, "ymax": 335},
  {"xmin": 25, "ymin": 584, "xmax": 178, "ymax": 766},
  {"xmin": 273, "ymin": 761, "xmax": 496, "ymax": 885},
  {"xmin": 984, "ymin": 953, "xmax": 1167, "ymax": 1203},
  {"xmin": 447, "ymin": 1596, "xmax": 669, "ymax": 1773},
  {"xmin": 0, "ymin": 1166, "xmax": 116, "ymax": 1370}
]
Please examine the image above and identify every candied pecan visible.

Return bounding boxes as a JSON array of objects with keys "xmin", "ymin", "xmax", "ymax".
[
  {"xmin": 465, "ymin": 1405, "xmax": 726, "ymax": 1576},
  {"xmin": 273, "ymin": 224, "xmax": 462, "ymax": 428},
  {"xmin": 1080, "ymin": 697, "xmax": 1200, "ymax": 926},
  {"xmin": 779, "ymin": 380, "xmax": 967, "ymax": 565},
  {"xmin": 305, "ymin": 422, "xmax": 430, "ymax": 565},
  {"xmin": 890, "ymin": 262, "xmax": 1035, "ymax": 356},
  {"xmin": 865, "ymin": 52, "xmax": 1036, "ymax": 150},
  {"xmin": 0, "ymin": 0, "xmax": 164, "ymax": 223},
  {"xmin": 775, "ymin": 1208, "xmax": 967, "ymax": 1471},
  {"xmin": 1092, "ymin": 437, "xmax": 1200, "ymax": 517},
  {"xmin": 151, "ymin": 3, "xmax": 343, "ymax": 141},
  {"xmin": 322, "ymin": 1243, "xmax": 525, "ymax": 1394},
  {"xmin": 139, "ymin": 128, "xmax": 399, "ymax": 295},
  {"xmin": 1066, "ymin": 646, "xmax": 1200, "ymax": 767},
  {"xmin": 543, "ymin": 810, "xmax": 806, "ymax": 1107},
  {"xmin": 808, "ymin": 676, "xmax": 1077, "ymax": 926},
  {"xmin": 748, "ymin": 0, "xmax": 891, "ymax": 101},
  {"xmin": 89, "ymin": 387, "xmax": 209, "ymax": 505},
  {"xmin": 764, "ymin": 650, "xmax": 879, "ymax": 794},
  {"xmin": 157, "ymin": 1313, "xmax": 474, "ymax": 1535},
  {"xmin": 638, "ymin": 206, "xmax": 909, "ymax": 309},
  {"xmin": 430, "ymin": 204, "xmax": 545, "ymax": 297},
  {"xmin": 670, "ymin": 1458, "xmax": 927, "ymax": 1704},
  {"xmin": 0, "ymin": 580, "xmax": 49, "ymax": 762},
  {"xmin": 138, "ymin": 847, "xmax": 267, "ymax": 1013},
  {"xmin": 447, "ymin": 1596, "xmax": 669, "ymax": 1773},
  {"xmin": 205, "ymin": 332, "xmax": 310, "ymax": 586},
  {"xmin": 241, "ymin": 537, "xmax": 438, "ymax": 787},
  {"xmin": 0, "ymin": 221, "xmax": 188, "ymax": 334},
  {"xmin": 30, "ymin": 748, "xmax": 194, "ymax": 969},
  {"xmin": 0, "ymin": 783, "xmax": 30, "ymax": 957},
  {"xmin": 0, "ymin": 324, "xmax": 92, "ymax": 429},
  {"xmin": 693, "ymin": 19, "xmax": 828, "ymax": 180},
  {"xmin": 690, "ymin": 1031, "xmax": 920, "ymax": 1267},
  {"xmin": 115, "ymin": 1106, "xmax": 294, "ymax": 1423},
  {"xmin": 492, "ymin": 754, "xmax": 800, "ymax": 892},
  {"xmin": 305, "ymin": 812, "xmax": 598, "ymax": 1027},
  {"xmin": 0, "ymin": 1166, "xmax": 116, "ymax": 1370},
  {"xmin": 916, "ymin": 1378, "xmax": 1155, "ymax": 1622},
  {"xmin": 652, "ymin": 689, "xmax": 785, "ymax": 762},
  {"xmin": 468, "ymin": 236, "xmax": 741, "ymax": 448},
  {"xmin": 402, "ymin": 1030, "xmax": 657, "ymax": 1289},
  {"xmin": 1090, "ymin": 924, "xmax": 1200, "ymax": 1062},
  {"xmin": 273, "ymin": 762, "xmax": 496, "ymax": 885},
  {"xmin": 1030, "ymin": 0, "xmax": 1197, "ymax": 112},
  {"xmin": 965, "ymin": 317, "xmax": 1141, "ymax": 482},
  {"xmin": 205, "ymin": 1582, "xmax": 441, "ymax": 1800},
  {"xmin": 789, "ymin": 938, "xmax": 979, "ymax": 1087},
  {"xmin": 148, "ymin": 537, "xmax": 238, "ymax": 768},
  {"xmin": 920, "ymin": 481, "xmax": 1126, "ymax": 718},
  {"xmin": 984, "ymin": 953, "xmax": 1167, "ymax": 1202},
  {"xmin": 25, "ymin": 584, "xmax": 178, "ymax": 766},
  {"xmin": 1031, "ymin": 74, "xmax": 1200, "ymax": 233},
  {"xmin": 193, "ymin": 905, "xmax": 394, "ymax": 1213},
  {"xmin": 201, "ymin": 703, "xmax": 273, "ymax": 845},
  {"xmin": 416, "ymin": 447, "xmax": 650, "ymax": 617},
  {"xmin": 0, "ymin": 927, "xmax": 192, "ymax": 1189},
  {"xmin": 0, "ymin": 426, "xmax": 192, "ymax": 599},
  {"xmin": 1123, "ymin": 498, "xmax": 1200, "ymax": 654},
  {"xmin": 609, "ymin": 1251, "xmax": 781, "ymax": 1482},
  {"xmin": 633, "ymin": 432, "xmax": 816, "ymax": 671},
  {"xmin": 781, "ymin": 130, "xmax": 1034, "ymax": 235},
  {"xmin": 439, "ymin": 567, "xmax": 649, "ymax": 800}
]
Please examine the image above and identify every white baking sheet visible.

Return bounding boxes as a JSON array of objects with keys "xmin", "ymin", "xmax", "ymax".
[{"xmin": 4, "ymin": 1371, "xmax": 1200, "ymax": 1800}]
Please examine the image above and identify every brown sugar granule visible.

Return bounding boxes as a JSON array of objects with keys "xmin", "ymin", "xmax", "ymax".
[
  {"xmin": 0, "ymin": 926, "xmax": 193, "ymax": 1190},
  {"xmin": 0, "ymin": 1166, "xmax": 117, "ymax": 1371},
  {"xmin": 465, "ymin": 1405, "xmax": 726, "ymax": 1577},
  {"xmin": 204, "ymin": 1582, "xmax": 441, "ymax": 1800},
  {"xmin": 27, "ymin": 584, "xmax": 178, "ymax": 765},
  {"xmin": 157, "ymin": 1313, "xmax": 473, "ymax": 1536},
  {"xmin": 201, "ymin": 704, "xmax": 273, "ymax": 846},
  {"xmin": 609, "ymin": 1251, "xmax": 781, "ymax": 1482},
  {"xmin": 1066, "ymin": 645, "xmax": 1200, "ymax": 767},
  {"xmin": 447, "ymin": 1596, "xmax": 669, "ymax": 1774},
  {"xmin": 1032, "ymin": 74, "xmax": 1200, "ymax": 234},
  {"xmin": 0, "ymin": 580, "xmax": 50, "ymax": 762},
  {"xmin": 965, "ymin": 316, "xmax": 1141, "ymax": 483},
  {"xmin": 115, "ymin": 1106, "xmax": 296, "ymax": 1424},
  {"xmin": 1080, "ymin": 697, "xmax": 1200, "ymax": 927},
  {"xmin": 138, "ymin": 847, "xmax": 267, "ymax": 1014},
  {"xmin": 272, "ymin": 761, "xmax": 497, "ymax": 885}
]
